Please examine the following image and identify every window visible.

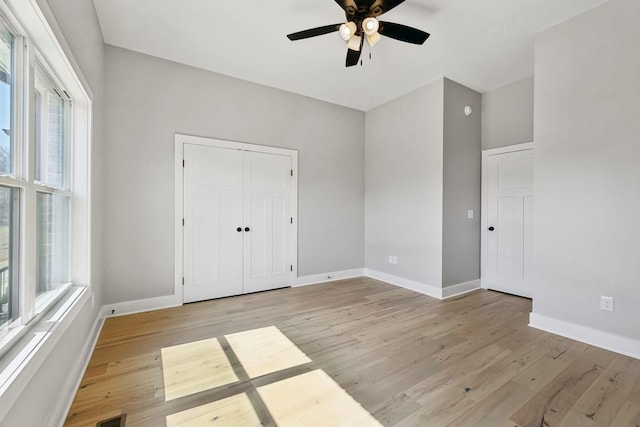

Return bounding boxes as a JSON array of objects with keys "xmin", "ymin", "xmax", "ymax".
[
  {"xmin": 34, "ymin": 66, "xmax": 71, "ymax": 309},
  {"xmin": 0, "ymin": 186, "xmax": 18, "ymax": 329},
  {"xmin": 0, "ymin": 0, "xmax": 91, "ymax": 406},
  {"xmin": 0, "ymin": 3, "xmax": 85, "ymax": 350},
  {"xmin": 36, "ymin": 192, "xmax": 70, "ymax": 301},
  {"xmin": 0, "ymin": 18, "xmax": 17, "ymax": 336},
  {"xmin": 0, "ymin": 21, "xmax": 13, "ymax": 177}
]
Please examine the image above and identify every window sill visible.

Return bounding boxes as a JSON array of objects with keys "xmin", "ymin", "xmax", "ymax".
[{"xmin": 0, "ymin": 285, "xmax": 91, "ymax": 421}]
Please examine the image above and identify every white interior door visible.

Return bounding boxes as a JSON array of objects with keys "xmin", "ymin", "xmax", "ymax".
[
  {"xmin": 183, "ymin": 144, "xmax": 243, "ymax": 302},
  {"xmin": 182, "ymin": 142, "xmax": 294, "ymax": 302},
  {"xmin": 243, "ymin": 151, "xmax": 292, "ymax": 293},
  {"xmin": 483, "ymin": 147, "xmax": 534, "ymax": 297}
]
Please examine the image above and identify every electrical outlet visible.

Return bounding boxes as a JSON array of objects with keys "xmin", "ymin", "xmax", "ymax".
[
  {"xmin": 388, "ymin": 256, "xmax": 398, "ymax": 265},
  {"xmin": 467, "ymin": 210, "xmax": 474, "ymax": 219},
  {"xmin": 600, "ymin": 296, "xmax": 614, "ymax": 312}
]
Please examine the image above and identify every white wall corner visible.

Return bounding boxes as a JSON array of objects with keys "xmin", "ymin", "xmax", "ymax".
[
  {"xmin": 529, "ymin": 313, "xmax": 640, "ymax": 361},
  {"xmin": 292, "ymin": 268, "xmax": 365, "ymax": 287},
  {"xmin": 102, "ymin": 294, "xmax": 182, "ymax": 318},
  {"xmin": 442, "ymin": 279, "xmax": 481, "ymax": 300},
  {"xmin": 364, "ymin": 269, "xmax": 443, "ymax": 300}
]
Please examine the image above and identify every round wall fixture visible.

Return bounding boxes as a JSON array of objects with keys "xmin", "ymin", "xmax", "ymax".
[{"xmin": 464, "ymin": 105, "xmax": 473, "ymax": 116}]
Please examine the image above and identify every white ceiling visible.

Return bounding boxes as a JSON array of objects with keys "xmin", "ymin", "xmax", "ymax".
[{"xmin": 93, "ymin": 0, "xmax": 609, "ymax": 111}]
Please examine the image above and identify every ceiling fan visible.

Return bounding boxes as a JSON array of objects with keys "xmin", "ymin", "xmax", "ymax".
[{"xmin": 287, "ymin": 0, "xmax": 430, "ymax": 67}]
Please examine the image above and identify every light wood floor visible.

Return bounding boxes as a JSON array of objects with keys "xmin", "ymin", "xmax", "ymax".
[{"xmin": 65, "ymin": 278, "xmax": 640, "ymax": 426}]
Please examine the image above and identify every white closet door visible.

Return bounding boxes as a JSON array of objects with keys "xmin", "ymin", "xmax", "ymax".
[
  {"xmin": 485, "ymin": 148, "xmax": 534, "ymax": 297},
  {"xmin": 183, "ymin": 144, "xmax": 243, "ymax": 302},
  {"xmin": 242, "ymin": 151, "xmax": 292, "ymax": 294}
]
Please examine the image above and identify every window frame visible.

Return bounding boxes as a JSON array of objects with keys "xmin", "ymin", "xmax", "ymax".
[
  {"xmin": 0, "ymin": 9, "xmax": 29, "ymax": 340},
  {"xmin": 0, "ymin": 0, "xmax": 92, "ymax": 361}
]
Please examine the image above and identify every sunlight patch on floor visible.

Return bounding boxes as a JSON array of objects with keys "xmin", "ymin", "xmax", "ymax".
[
  {"xmin": 257, "ymin": 369, "xmax": 383, "ymax": 427},
  {"xmin": 161, "ymin": 337, "xmax": 238, "ymax": 401},
  {"xmin": 225, "ymin": 325, "xmax": 311, "ymax": 378},
  {"xmin": 166, "ymin": 393, "xmax": 261, "ymax": 427},
  {"xmin": 163, "ymin": 326, "xmax": 381, "ymax": 425}
]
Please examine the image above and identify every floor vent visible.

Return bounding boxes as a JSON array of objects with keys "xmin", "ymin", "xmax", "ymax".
[{"xmin": 96, "ymin": 414, "xmax": 126, "ymax": 427}]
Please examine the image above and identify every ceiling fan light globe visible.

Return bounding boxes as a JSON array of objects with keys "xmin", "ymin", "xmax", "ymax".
[
  {"xmin": 362, "ymin": 17, "xmax": 379, "ymax": 36},
  {"xmin": 347, "ymin": 35, "xmax": 362, "ymax": 51},
  {"xmin": 367, "ymin": 32, "xmax": 382, "ymax": 47},
  {"xmin": 339, "ymin": 22, "xmax": 357, "ymax": 41}
]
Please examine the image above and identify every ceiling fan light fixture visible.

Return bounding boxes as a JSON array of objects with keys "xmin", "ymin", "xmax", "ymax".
[
  {"xmin": 339, "ymin": 22, "xmax": 357, "ymax": 41},
  {"xmin": 362, "ymin": 17, "xmax": 379, "ymax": 36},
  {"xmin": 287, "ymin": 1, "xmax": 431, "ymax": 68},
  {"xmin": 347, "ymin": 34, "xmax": 362, "ymax": 51},
  {"xmin": 366, "ymin": 32, "xmax": 382, "ymax": 47}
]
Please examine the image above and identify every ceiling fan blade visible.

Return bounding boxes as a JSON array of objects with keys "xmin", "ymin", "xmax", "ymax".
[
  {"xmin": 368, "ymin": 0, "xmax": 407, "ymax": 16},
  {"xmin": 378, "ymin": 21, "xmax": 430, "ymax": 44},
  {"xmin": 345, "ymin": 35, "xmax": 364, "ymax": 67},
  {"xmin": 287, "ymin": 24, "xmax": 341, "ymax": 41}
]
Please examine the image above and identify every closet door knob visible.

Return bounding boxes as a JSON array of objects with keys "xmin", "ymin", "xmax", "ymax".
[
  {"xmin": 237, "ymin": 227, "xmax": 242, "ymax": 232},
  {"xmin": 244, "ymin": 227, "xmax": 251, "ymax": 232},
  {"xmin": 488, "ymin": 226, "xmax": 495, "ymax": 231}
]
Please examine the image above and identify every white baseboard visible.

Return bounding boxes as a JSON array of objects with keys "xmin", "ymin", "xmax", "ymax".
[
  {"xmin": 293, "ymin": 268, "xmax": 365, "ymax": 287},
  {"xmin": 103, "ymin": 294, "xmax": 182, "ymax": 318},
  {"xmin": 442, "ymin": 279, "xmax": 481, "ymax": 299},
  {"xmin": 364, "ymin": 269, "xmax": 442, "ymax": 299},
  {"xmin": 529, "ymin": 313, "xmax": 640, "ymax": 360},
  {"xmin": 101, "ymin": 273, "xmax": 481, "ymax": 318}
]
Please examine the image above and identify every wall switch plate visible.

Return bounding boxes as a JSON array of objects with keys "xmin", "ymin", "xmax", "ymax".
[
  {"xmin": 600, "ymin": 296, "xmax": 614, "ymax": 312},
  {"xmin": 467, "ymin": 210, "xmax": 474, "ymax": 219},
  {"xmin": 388, "ymin": 256, "xmax": 398, "ymax": 265}
]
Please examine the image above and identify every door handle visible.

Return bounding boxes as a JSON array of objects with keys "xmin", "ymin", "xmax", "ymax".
[
  {"xmin": 488, "ymin": 226, "xmax": 495, "ymax": 231},
  {"xmin": 237, "ymin": 227, "xmax": 242, "ymax": 232},
  {"xmin": 244, "ymin": 227, "xmax": 251, "ymax": 232}
]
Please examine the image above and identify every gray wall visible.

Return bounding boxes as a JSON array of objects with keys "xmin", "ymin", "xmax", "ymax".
[
  {"xmin": 533, "ymin": 0, "xmax": 640, "ymax": 340},
  {"xmin": 481, "ymin": 76, "xmax": 534, "ymax": 149},
  {"xmin": 3, "ymin": 0, "xmax": 105, "ymax": 426},
  {"xmin": 364, "ymin": 79, "xmax": 444, "ymax": 288},
  {"xmin": 442, "ymin": 79, "xmax": 481, "ymax": 287},
  {"xmin": 103, "ymin": 46, "xmax": 365, "ymax": 304}
]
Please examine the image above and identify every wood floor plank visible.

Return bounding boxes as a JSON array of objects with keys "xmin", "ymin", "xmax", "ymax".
[
  {"xmin": 508, "ymin": 346, "xmax": 617, "ymax": 427},
  {"xmin": 610, "ymin": 400, "xmax": 640, "ymax": 427},
  {"xmin": 446, "ymin": 380, "xmax": 533, "ymax": 427},
  {"xmin": 559, "ymin": 355, "xmax": 640, "ymax": 426},
  {"xmin": 64, "ymin": 278, "xmax": 640, "ymax": 427}
]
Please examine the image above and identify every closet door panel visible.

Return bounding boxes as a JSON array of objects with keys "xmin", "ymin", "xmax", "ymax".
[
  {"xmin": 183, "ymin": 144, "xmax": 243, "ymax": 302},
  {"xmin": 243, "ymin": 151, "xmax": 292, "ymax": 293}
]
